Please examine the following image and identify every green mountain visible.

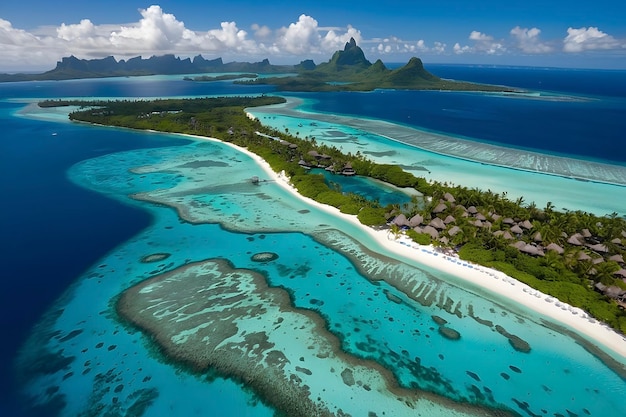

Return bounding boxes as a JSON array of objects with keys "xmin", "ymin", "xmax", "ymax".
[
  {"xmin": 0, "ymin": 54, "xmax": 297, "ymax": 82},
  {"xmin": 1, "ymin": 38, "xmax": 515, "ymax": 92},
  {"xmin": 243, "ymin": 38, "xmax": 514, "ymax": 92},
  {"xmin": 318, "ymin": 37, "xmax": 372, "ymax": 70}
]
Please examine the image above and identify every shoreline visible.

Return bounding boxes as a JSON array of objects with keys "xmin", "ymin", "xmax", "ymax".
[
  {"xmin": 247, "ymin": 97, "xmax": 626, "ymax": 187},
  {"xmin": 177, "ymin": 132, "xmax": 626, "ymax": 363}
]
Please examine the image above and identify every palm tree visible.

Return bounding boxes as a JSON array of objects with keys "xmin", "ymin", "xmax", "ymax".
[
  {"xmin": 388, "ymin": 224, "xmax": 401, "ymax": 241},
  {"xmin": 592, "ymin": 261, "xmax": 620, "ymax": 285},
  {"xmin": 543, "ymin": 201, "xmax": 555, "ymax": 221}
]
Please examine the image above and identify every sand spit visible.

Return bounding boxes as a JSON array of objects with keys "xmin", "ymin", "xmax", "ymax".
[
  {"xmin": 117, "ymin": 259, "xmax": 512, "ymax": 417},
  {"xmin": 182, "ymin": 133, "xmax": 626, "ymax": 363},
  {"xmin": 248, "ymin": 98, "xmax": 626, "ymax": 186}
]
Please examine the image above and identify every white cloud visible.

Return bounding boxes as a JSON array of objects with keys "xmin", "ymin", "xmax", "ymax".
[
  {"xmin": 467, "ymin": 31, "xmax": 506, "ymax": 55},
  {"xmin": 110, "ymin": 5, "xmax": 194, "ymax": 50},
  {"xmin": 469, "ymin": 31, "xmax": 493, "ymax": 42},
  {"xmin": 563, "ymin": 27, "xmax": 622, "ymax": 52},
  {"xmin": 275, "ymin": 14, "xmax": 322, "ymax": 54},
  {"xmin": 510, "ymin": 26, "xmax": 553, "ymax": 53},
  {"xmin": 57, "ymin": 19, "xmax": 96, "ymax": 41},
  {"xmin": 432, "ymin": 42, "xmax": 446, "ymax": 54},
  {"xmin": 321, "ymin": 25, "xmax": 362, "ymax": 52},
  {"xmin": 0, "ymin": 7, "xmax": 370, "ymax": 70},
  {"xmin": 370, "ymin": 37, "xmax": 446, "ymax": 55},
  {"xmin": 453, "ymin": 43, "xmax": 471, "ymax": 54},
  {"xmin": 251, "ymin": 23, "xmax": 272, "ymax": 40},
  {"xmin": 0, "ymin": 18, "xmax": 42, "ymax": 46},
  {"xmin": 3, "ymin": 4, "xmax": 626, "ymax": 72},
  {"xmin": 0, "ymin": 18, "xmax": 64, "ymax": 70}
]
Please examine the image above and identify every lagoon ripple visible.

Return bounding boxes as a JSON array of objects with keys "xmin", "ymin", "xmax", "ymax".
[
  {"xmin": 5, "ymin": 69, "xmax": 626, "ymax": 417},
  {"xmin": 13, "ymin": 137, "xmax": 624, "ymax": 417}
]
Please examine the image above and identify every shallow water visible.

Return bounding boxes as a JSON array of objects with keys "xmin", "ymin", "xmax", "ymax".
[
  {"xmin": 249, "ymin": 99, "xmax": 626, "ymax": 217},
  {"xmin": 14, "ymin": 138, "xmax": 625, "ymax": 416},
  {"xmin": 2, "ymin": 69, "xmax": 625, "ymax": 416}
]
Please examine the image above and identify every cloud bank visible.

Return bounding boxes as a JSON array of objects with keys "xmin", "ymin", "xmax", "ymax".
[
  {"xmin": 563, "ymin": 27, "xmax": 623, "ymax": 52},
  {"xmin": 0, "ymin": 5, "xmax": 625, "ymax": 71}
]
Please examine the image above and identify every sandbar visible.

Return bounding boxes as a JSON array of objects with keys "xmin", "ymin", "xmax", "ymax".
[{"xmin": 177, "ymin": 131, "xmax": 626, "ymax": 363}]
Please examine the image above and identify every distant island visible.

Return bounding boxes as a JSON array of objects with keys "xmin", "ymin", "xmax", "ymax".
[
  {"xmin": 183, "ymin": 73, "xmax": 258, "ymax": 82},
  {"xmin": 0, "ymin": 38, "xmax": 516, "ymax": 93},
  {"xmin": 237, "ymin": 38, "xmax": 515, "ymax": 92},
  {"xmin": 0, "ymin": 54, "xmax": 301, "ymax": 82}
]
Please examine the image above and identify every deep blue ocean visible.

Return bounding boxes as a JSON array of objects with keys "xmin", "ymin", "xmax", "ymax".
[
  {"xmin": 0, "ymin": 103, "xmax": 193, "ymax": 416},
  {"xmin": 0, "ymin": 65, "xmax": 625, "ymax": 416},
  {"xmin": 303, "ymin": 65, "xmax": 626, "ymax": 164}
]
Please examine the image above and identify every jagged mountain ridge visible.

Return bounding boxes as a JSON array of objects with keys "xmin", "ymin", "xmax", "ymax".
[
  {"xmin": 0, "ymin": 54, "xmax": 303, "ymax": 81},
  {"xmin": 248, "ymin": 37, "xmax": 458, "ymax": 91},
  {"xmin": 0, "ymin": 38, "xmax": 512, "ymax": 93}
]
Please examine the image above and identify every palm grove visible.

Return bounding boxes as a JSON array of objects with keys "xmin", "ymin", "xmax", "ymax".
[{"xmin": 55, "ymin": 96, "xmax": 626, "ymax": 334}]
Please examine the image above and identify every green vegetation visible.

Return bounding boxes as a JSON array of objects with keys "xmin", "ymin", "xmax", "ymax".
[
  {"xmin": 239, "ymin": 38, "xmax": 515, "ymax": 93},
  {"xmin": 59, "ymin": 96, "xmax": 626, "ymax": 335},
  {"xmin": 183, "ymin": 73, "xmax": 257, "ymax": 82}
]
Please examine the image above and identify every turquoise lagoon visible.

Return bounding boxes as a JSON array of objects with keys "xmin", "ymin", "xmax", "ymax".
[
  {"xmin": 16, "ymin": 133, "xmax": 626, "ymax": 416},
  {"xmin": 4, "ymin": 72, "xmax": 626, "ymax": 416},
  {"xmin": 248, "ymin": 96, "xmax": 626, "ymax": 217}
]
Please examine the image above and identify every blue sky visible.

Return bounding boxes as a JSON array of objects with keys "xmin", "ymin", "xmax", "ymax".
[{"xmin": 1, "ymin": 1, "xmax": 625, "ymax": 71}]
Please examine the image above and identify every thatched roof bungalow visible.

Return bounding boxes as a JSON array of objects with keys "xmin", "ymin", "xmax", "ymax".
[
  {"xmin": 546, "ymin": 243, "xmax": 564, "ymax": 254},
  {"xmin": 568, "ymin": 234, "xmax": 584, "ymax": 246},
  {"xmin": 341, "ymin": 162, "xmax": 356, "ymax": 176},
  {"xmin": 494, "ymin": 230, "xmax": 514, "ymax": 240},
  {"xmin": 520, "ymin": 220, "xmax": 533, "ymax": 230},
  {"xmin": 422, "ymin": 225, "xmax": 440, "ymax": 239},
  {"xmin": 392, "ymin": 214, "xmax": 410, "ymax": 227},
  {"xmin": 588, "ymin": 243, "xmax": 609, "ymax": 253},
  {"xmin": 429, "ymin": 217, "xmax": 446, "ymax": 230},
  {"xmin": 512, "ymin": 241, "xmax": 527, "ymax": 250},
  {"xmin": 520, "ymin": 244, "xmax": 544, "ymax": 257},
  {"xmin": 298, "ymin": 159, "xmax": 312, "ymax": 169},
  {"xmin": 510, "ymin": 224, "xmax": 524, "ymax": 235},
  {"xmin": 409, "ymin": 214, "xmax": 423, "ymax": 227},
  {"xmin": 432, "ymin": 202, "xmax": 447, "ymax": 214},
  {"xmin": 448, "ymin": 226, "xmax": 461, "ymax": 236}
]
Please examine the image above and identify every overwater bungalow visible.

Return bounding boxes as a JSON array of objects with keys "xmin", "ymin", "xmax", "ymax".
[{"xmin": 341, "ymin": 162, "xmax": 356, "ymax": 176}]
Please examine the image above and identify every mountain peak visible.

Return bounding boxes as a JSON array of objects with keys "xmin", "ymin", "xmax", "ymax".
[
  {"xmin": 323, "ymin": 38, "xmax": 371, "ymax": 69},
  {"xmin": 344, "ymin": 37, "xmax": 358, "ymax": 51}
]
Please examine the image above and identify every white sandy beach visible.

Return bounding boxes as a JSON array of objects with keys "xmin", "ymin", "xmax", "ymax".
[{"xmin": 188, "ymin": 131, "xmax": 626, "ymax": 362}]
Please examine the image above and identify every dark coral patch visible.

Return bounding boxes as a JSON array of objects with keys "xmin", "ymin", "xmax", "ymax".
[
  {"xmin": 251, "ymin": 252, "xmax": 279, "ymax": 262},
  {"xmin": 141, "ymin": 253, "xmax": 171, "ymax": 263},
  {"xmin": 438, "ymin": 326, "xmax": 461, "ymax": 340},
  {"xmin": 509, "ymin": 365, "xmax": 522, "ymax": 373}
]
